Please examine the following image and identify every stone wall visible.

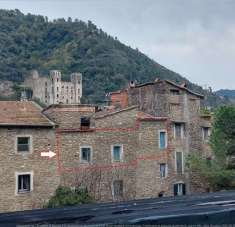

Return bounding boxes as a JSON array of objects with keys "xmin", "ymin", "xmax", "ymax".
[{"xmin": 0, "ymin": 127, "xmax": 60, "ymax": 212}]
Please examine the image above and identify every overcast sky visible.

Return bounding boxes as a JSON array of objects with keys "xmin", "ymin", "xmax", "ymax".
[{"xmin": 0, "ymin": 0, "xmax": 234, "ymax": 90}]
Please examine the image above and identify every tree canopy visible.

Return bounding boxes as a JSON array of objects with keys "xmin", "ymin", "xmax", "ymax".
[
  {"xmin": 0, "ymin": 9, "xmax": 230, "ymax": 106},
  {"xmin": 187, "ymin": 106, "xmax": 235, "ymax": 190}
]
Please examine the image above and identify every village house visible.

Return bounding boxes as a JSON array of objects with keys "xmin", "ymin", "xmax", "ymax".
[
  {"xmin": 0, "ymin": 101, "xmax": 59, "ymax": 212},
  {"xmin": 0, "ymin": 79, "xmax": 212, "ymax": 212},
  {"xmin": 42, "ymin": 79, "xmax": 212, "ymax": 201}
]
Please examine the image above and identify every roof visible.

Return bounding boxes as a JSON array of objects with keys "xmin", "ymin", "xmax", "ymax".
[
  {"xmin": 137, "ymin": 112, "xmax": 168, "ymax": 121},
  {"xmin": 165, "ymin": 80, "xmax": 204, "ymax": 98},
  {"xmin": 0, "ymin": 101, "xmax": 55, "ymax": 127},
  {"xmin": 94, "ymin": 106, "xmax": 138, "ymax": 119},
  {"xmin": 108, "ymin": 79, "xmax": 204, "ymax": 98},
  {"xmin": 43, "ymin": 104, "xmax": 98, "ymax": 113}
]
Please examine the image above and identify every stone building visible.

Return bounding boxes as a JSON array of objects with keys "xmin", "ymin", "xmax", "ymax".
[
  {"xmin": 0, "ymin": 79, "xmax": 212, "ymax": 212},
  {"xmin": 42, "ymin": 78, "xmax": 212, "ymax": 202},
  {"xmin": 0, "ymin": 101, "xmax": 59, "ymax": 212},
  {"xmin": 24, "ymin": 70, "xmax": 82, "ymax": 105}
]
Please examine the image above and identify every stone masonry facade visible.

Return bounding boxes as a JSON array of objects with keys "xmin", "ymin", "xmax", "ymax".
[
  {"xmin": 0, "ymin": 79, "xmax": 212, "ymax": 212},
  {"xmin": 24, "ymin": 70, "xmax": 82, "ymax": 105}
]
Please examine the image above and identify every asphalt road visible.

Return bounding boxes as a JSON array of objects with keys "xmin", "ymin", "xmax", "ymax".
[{"xmin": 2, "ymin": 191, "xmax": 235, "ymax": 226}]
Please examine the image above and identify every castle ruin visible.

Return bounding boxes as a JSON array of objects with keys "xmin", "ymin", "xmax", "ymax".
[{"xmin": 24, "ymin": 70, "xmax": 82, "ymax": 105}]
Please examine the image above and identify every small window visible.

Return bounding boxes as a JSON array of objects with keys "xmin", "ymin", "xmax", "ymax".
[
  {"xmin": 80, "ymin": 147, "xmax": 91, "ymax": 163},
  {"xmin": 202, "ymin": 127, "xmax": 211, "ymax": 141},
  {"xmin": 174, "ymin": 123, "xmax": 185, "ymax": 139},
  {"xmin": 57, "ymin": 87, "xmax": 59, "ymax": 91},
  {"xmin": 17, "ymin": 174, "xmax": 31, "ymax": 193},
  {"xmin": 174, "ymin": 183, "xmax": 186, "ymax": 196},
  {"xmin": 160, "ymin": 163, "xmax": 167, "ymax": 178},
  {"xmin": 81, "ymin": 117, "xmax": 90, "ymax": 129},
  {"xmin": 176, "ymin": 151, "xmax": 183, "ymax": 174},
  {"xmin": 170, "ymin": 89, "xmax": 180, "ymax": 95},
  {"xmin": 17, "ymin": 137, "xmax": 30, "ymax": 153},
  {"xmin": 57, "ymin": 94, "xmax": 59, "ymax": 98},
  {"xmin": 45, "ymin": 82, "xmax": 47, "ymax": 87},
  {"xmin": 112, "ymin": 180, "xmax": 123, "ymax": 199},
  {"xmin": 112, "ymin": 145, "xmax": 123, "ymax": 162},
  {"xmin": 78, "ymin": 89, "xmax": 80, "ymax": 94},
  {"xmin": 159, "ymin": 131, "xmax": 167, "ymax": 149}
]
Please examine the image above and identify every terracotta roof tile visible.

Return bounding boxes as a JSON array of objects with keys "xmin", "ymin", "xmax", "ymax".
[{"xmin": 0, "ymin": 101, "xmax": 55, "ymax": 127}]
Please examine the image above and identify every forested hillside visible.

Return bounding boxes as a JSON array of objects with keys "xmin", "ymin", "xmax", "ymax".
[
  {"xmin": 216, "ymin": 90, "xmax": 235, "ymax": 103},
  {"xmin": 0, "ymin": 9, "xmax": 229, "ymax": 106},
  {"xmin": 216, "ymin": 90, "xmax": 235, "ymax": 97}
]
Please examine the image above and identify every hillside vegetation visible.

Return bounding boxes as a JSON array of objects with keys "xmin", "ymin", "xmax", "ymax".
[
  {"xmin": 0, "ymin": 9, "xmax": 230, "ymax": 106},
  {"xmin": 216, "ymin": 90, "xmax": 235, "ymax": 98}
]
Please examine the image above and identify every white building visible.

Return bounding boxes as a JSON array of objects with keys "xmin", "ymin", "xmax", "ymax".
[{"xmin": 24, "ymin": 70, "xmax": 82, "ymax": 105}]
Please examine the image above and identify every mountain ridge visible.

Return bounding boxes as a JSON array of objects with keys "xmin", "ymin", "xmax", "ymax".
[{"xmin": 0, "ymin": 9, "xmax": 230, "ymax": 107}]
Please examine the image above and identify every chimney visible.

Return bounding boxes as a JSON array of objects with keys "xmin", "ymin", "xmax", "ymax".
[
  {"xmin": 181, "ymin": 82, "xmax": 187, "ymax": 88},
  {"xmin": 155, "ymin": 78, "xmax": 160, "ymax": 83},
  {"xmin": 129, "ymin": 80, "xmax": 136, "ymax": 88}
]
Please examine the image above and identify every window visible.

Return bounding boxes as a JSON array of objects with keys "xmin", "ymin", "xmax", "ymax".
[
  {"xmin": 16, "ymin": 173, "xmax": 32, "ymax": 194},
  {"xmin": 112, "ymin": 145, "xmax": 123, "ymax": 162},
  {"xmin": 80, "ymin": 117, "xmax": 90, "ymax": 129},
  {"xmin": 202, "ymin": 127, "xmax": 211, "ymax": 141},
  {"xmin": 170, "ymin": 89, "xmax": 180, "ymax": 95},
  {"xmin": 57, "ymin": 87, "xmax": 59, "ymax": 91},
  {"xmin": 112, "ymin": 180, "xmax": 123, "ymax": 199},
  {"xmin": 160, "ymin": 163, "xmax": 167, "ymax": 178},
  {"xmin": 159, "ymin": 131, "xmax": 167, "ymax": 149},
  {"xmin": 17, "ymin": 136, "xmax": 31, "ymax": 153},
  {"xmin": 174, "ymin": 183, "xmax": 186, "ymax": 196},
  {"xmin": 80, "ymin": 147, "xmax": 92, "ymax": 163},
  {"xmin": 174, "ymin": 123, "xmax": 185, "ymax": 139},
  {"xmin": 176, "ymin": 151, "xmax": 183, "ymax": 174}
]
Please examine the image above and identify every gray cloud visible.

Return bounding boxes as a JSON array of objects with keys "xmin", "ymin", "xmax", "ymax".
[{"xmin": 0, "ymin": 0, "xmax": 234, "ymax": 90}]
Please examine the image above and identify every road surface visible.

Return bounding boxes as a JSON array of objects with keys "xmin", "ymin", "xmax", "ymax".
[{"xmin": 1, "ymin": 191, "xmax": 235, "ymax": 226}]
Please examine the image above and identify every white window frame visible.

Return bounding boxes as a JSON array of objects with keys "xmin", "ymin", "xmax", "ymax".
[
  {"xmin": 15, "ymin": 135, "xmax": 33, "ymax": 154},
  {"xmin": 202, "ymin": 127, "xmax": 211, "ymax": 141},
  {"xmin": 174, "ymin": 182, "xmax": 185, "ymax": 196},
  {"xmin": 173, "ymin": 123, "xmax": 185, "ymax": 139},
  {"xmin": 159, "ymin": 130, "xmax": 168, "ymax": 150},
  {"xmin": 80, "ymin": 146, "xmax": 92, "ymax": 163},
  {"xmin": 15, "ymin": 171, "xmax": 33, "ymax": 195},
  {"xmin": 111, "ymin": 144, "xmax": 123, "ymax": 163},
  {"xmin": 160, "ymin": 163, "xmax": 168, "ymax": 179},
  {"xmin": 175, "ymin": 151, "xmax": 184, "ymax": 174}
]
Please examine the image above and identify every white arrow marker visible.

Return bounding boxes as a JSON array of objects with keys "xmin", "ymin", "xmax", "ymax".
[{"xmin": 41, "ymin": 150, "xmax": 56, "ymax": 158}]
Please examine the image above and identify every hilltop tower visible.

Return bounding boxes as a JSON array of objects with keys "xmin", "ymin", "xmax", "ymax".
[
  {"xmin": 50, "ymin": 70, "xmax": 62, "ymax": 104},
  {"xmin": 71, "ymin": 72, "xmax": 82, "ymax": 104}
]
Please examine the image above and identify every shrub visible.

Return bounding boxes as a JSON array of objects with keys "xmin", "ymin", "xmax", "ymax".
[{"xmin": 46, "ymin": 186, "xmax": 93, "ymax": 208}]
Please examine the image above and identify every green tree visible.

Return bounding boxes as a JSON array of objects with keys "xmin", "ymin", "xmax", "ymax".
[
  {"xmin": 187, "ymin": 106, "xmax": 235, "ymax": 190},
  {"xmin": 0, "ymin": 9, "xmax": 230, "ymax": 106},
  {"xmin": 46, "ymin": 186, "xmax": 93, "ymax": 208}
]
